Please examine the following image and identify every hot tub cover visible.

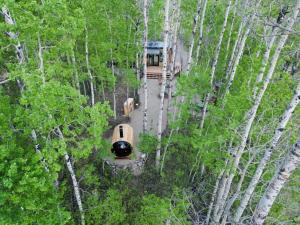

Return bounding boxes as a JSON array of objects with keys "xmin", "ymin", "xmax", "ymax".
[{"xmin": 111, "ymin": 141, "xmax": 133, "ymax": 157}]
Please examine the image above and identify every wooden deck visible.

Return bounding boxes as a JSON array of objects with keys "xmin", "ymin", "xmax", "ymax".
[{"xmin": 146, "ymin": 64, "xmax": 181, "ymax": 79}]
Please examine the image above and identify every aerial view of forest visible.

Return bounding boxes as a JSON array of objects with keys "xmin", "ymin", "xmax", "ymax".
[{"xmin": 0, "ymin": 0, "xmax": 299, "ymax": 224}]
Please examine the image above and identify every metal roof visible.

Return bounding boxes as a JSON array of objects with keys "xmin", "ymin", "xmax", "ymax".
[{"xmin": 147, "ymin": 41, "xmax": 164, "ymax": 49}]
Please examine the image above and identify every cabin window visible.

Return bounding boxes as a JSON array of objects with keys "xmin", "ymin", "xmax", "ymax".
[
  {"xmin": 119, "ymin": 126, "xmax": 124, "ymax": 138},
  {"xmin": 147, "ymin": 54, "xmax": 159, "ymax": 66}
]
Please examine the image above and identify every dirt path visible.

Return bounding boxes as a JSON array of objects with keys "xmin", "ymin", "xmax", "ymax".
[{"xmin": 106, "ymin": 39, "xmax": 188, "ymax": 175}]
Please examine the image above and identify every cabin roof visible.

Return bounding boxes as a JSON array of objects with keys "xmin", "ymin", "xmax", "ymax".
[{"xmin": 147, "ymin": 41, "xmax": 164, "ymax": 49}]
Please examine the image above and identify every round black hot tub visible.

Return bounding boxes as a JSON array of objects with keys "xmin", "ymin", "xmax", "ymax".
[{"xmin": 111, "ymin": 141, "xmax": 133, "ymax": 157}]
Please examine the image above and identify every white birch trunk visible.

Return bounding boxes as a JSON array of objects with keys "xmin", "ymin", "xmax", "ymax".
[
  {"xmin": 71, "ymin": 49, "xmax": 81, "ymax": 93},
  {"xmin": 2, "ymin": 6, "xmax": 25, "ymax": 91},
  {"xmin": 222, "ymin": 152, "xmax": 256, "ymax": 224},
  {"xmin": 85, "ymin": 25, "xmax": 95, "ymax": 106},
  {"xmin": 224, "ymin": 0, "xmax": 239, "ymax": 64},
  {"xmin": 37, "ymin": 23, "xmax": 85, "ymax": 224},
  {"xmin": 219, "ymin": 5, "xmax": 299, "ymax": 218},
  {"xmin": 252, "ymin": 27, "xmax": 278, "ymax": 98},
  {"xmin": 223, "ymin": 18, "xmax": 252, "ymax": 99},
  {"xmin": 2, "ymin": 6, "xmax": 51, "ymax": 172},
  {"xmin": 38, "ymin": 33, "xmax": 46, "ymax": 84},
  {"xmin": 253, "ymin": 135, "xmax": 300, "ymax": 225},
  {"xmin": 156, "ymin": 0, "xmax": 170, "ymax": 169},
  {"xmin": 186, "ymin": 0, "xmax": 202, "ymax": 74},
  {"xmin": 205, "ymin": 170, "xmax": 224, "ymax": 225},
  {"xmin": 177, "ymin": 0, "xmax": 202, "ymax": 118},
  {"xmin": 167, "ymin": 0, "xmax": 181, "ymax": 118},
  {"xmin": 56, "ymin": 128, "xmax": 85, "ymax": 225},
  {"xmin": 233, "ymin": 81, "xmax": 300, "ymax": 223},
  {"xmin": 211, "ymin": 159, "xmax": 230, "ymax": 223},
  {"xmin": 224, "ymin": 19, "xmax": 245, "ymax": 80},
  {"xmin": 143, "ymin": 0, "xmax": 149, "ymax": 132},
  {"xmin": 200, "ymin": 0, "xmax": 232, "ymax": 129},
  {"xmin": 195, "ymin": 0, "xmax": 208, "ymax": 61}
]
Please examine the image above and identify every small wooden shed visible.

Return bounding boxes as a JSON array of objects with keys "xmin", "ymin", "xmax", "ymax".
[
  {"xmin": 111, "ymin": 124, "xmax": 134, "ymax": 158},
  {"xmin": 124, "ymin": 98, "xmax": 134, "ymax": 116}
]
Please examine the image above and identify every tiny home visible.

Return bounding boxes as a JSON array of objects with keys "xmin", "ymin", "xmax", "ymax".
[
  {"xmin": 146, "ymin": 41, "xmax": 172, "ymax": 79},
  {"xmin": 111, "ymin": 124, "xmax": 134, "ymax": 158}
]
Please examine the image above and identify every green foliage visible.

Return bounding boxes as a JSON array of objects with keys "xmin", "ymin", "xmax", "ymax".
[
  {"xmin": 86, "ymin": 189, "xmax": 126, "ymax": 225},
  {"xmin": 138, "ymin": 133, "xmax": 158, "ymax": 154}
]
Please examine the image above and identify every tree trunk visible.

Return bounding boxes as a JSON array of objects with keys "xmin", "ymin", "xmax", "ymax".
[
  {"xmin": 205, "ymin": 170, "xmax": 224, "ymax": 225},
  {"xmin": 224, "ymin": 0, "xmax": 239, "ymax": 64},
  {"xmin": 223, "ymin": 15, "xmax": 253, "ymax": 100},
  {"xmin": 253, "ymin": 135, "xmax": 300, "ymax": 225},
  {"xmin": 200, "ymin": 0, "xmax": 232, "ymax": 129},
  {"xmin": 224, "ymin": 18, "xmax": 245, "ymax": 80},
  {"xmin": 218, "ymin": 5, "xmax": 298, "ymax": 219},
  {"xmin": 167, "ymin": 0, "xmax": 181, "ymax": 120},
  {"xmin": 186, "ymin": 0, "xmax": 203, "ymax": 74},
  {"xmin": 234, "ymin": 81, "xmax": 300, "ymax": 223},
  {"xmin": 222, "ymin": 152, "xmax": 256, "ymax": 224},
  {"xmin": 56, "ymin": 128, "xmax": 85, "ymax": 225},
  {"xmin": 85, "ymin": 24, "xmax": 95, "ymax": 106},
  {"xmin": 156, "ymin": 0, "xmax": 170, "ymax": 169},
  {"xmin": 195, "ymin": 0, "xmax": 208, "ymax": 62},
  {"xmin": 143, "ymin": 0, "xmax": 149, "ymax": 132},
  {"xmin": 70, "ymin": 49, "xmax": 81, "ymax": 94},
  {"xmin": 2, "ymin": 6, "xmax": 50, "ymax": 172}
]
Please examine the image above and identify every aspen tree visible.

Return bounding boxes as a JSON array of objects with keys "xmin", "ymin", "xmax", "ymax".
[
  {"xmin": 216, "ymin": 5, "xmax": 299, "ymax": 221},
  {"xmin": 224, "ymin": 0, "xmax": 239, "ymax": 64},
  {"xmin": 177, "ymin": 0, "xmax": 203, "ymax": 114},
  {"xmin": 233, "ymin": 79, "xmax": 300, "ymax": 223},
  {"xmin": 167, "ymin": 0, "xmax": 181, "ymax": 117},
  {"xmin": 253, "ymin": 135, "xmax": 300, "ymax": 225},
  {"xmin": 70, "ymin": 49, "xmax": 81, "ymax": 94},
  {"xmin": 37, "ymin": 28, "xmax": 86, "ymax": 225},
  {"xmin": 205, "ymin": 170, "xmax": 224, "ymax": 225},
  {"xmin": 85, "ymin": 24, "xmax": 95, "ymax": 106},
  {"xmin": 252, "ymin": 6, "xmax": 289, "ymax": 98},
  {"xmin": 223, "ymin": 0, "xmax": 261, "ymax": 100},
  {"xmin": 195, "ymin": 0, "xmax": 208, "ymax": 62},
  {"xmin": 56, "ymin": 128, "xmax": 85, "ymax": 225},
  {"xmin": 143, "ymin": 0, "xmax": 149, "ymax": 132},
  {"xmin": 1, "ymin": 6, "xmax": 48, "ymax": 171},
  {"xmin": 253, "ymin": 28, "xmax": 278, "ymax": 98},
  {"xmin": 200, "ymin": 0, "xmax": 232, "ymax": 129},
  {"xmin": 186, "ymin": 0, "xmax": 203, "ymax": 74},
  {"xmin": 224, "ymin": 18, "xmax": 246, "ymax": 80},
  {"xmin": 156, "ymin": 0, "xmax": 170, "ymax": 168}
]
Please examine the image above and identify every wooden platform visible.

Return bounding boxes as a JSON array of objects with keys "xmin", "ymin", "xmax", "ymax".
[{"xmin": 146, "ymin": 66, "xmax": 181, "ymax": 80}]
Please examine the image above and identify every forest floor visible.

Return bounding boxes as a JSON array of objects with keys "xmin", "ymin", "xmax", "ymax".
[{"xmin": 105, "ymin": 38, "xmax": 188, "ymax": 174}]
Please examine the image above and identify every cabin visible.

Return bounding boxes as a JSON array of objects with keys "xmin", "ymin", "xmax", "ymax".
[
  {"xmin": 146, "ymin": 41, "xmax": 172, "ymax": 80},
  {"xmin": 146, "ymin": 41, "xmax": 182, "ymax": 80},
  {"xmin": 111, "ymin": 124, "xmax": 134, "ymax": 158}
]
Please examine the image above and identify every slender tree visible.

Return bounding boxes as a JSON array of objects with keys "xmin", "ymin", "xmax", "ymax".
[
  {"xmin": 195, "ymin": 0, "xmax": 208, "ymax": 61},
  {"xmin": 233, "ymin": 81, "xmax": 300, "ymax": 223},
  {"xmin": 143, "ymin": 0, "xmax": 149, "ymax": 132},
  {"xmin": 85, "ymin": 24, "xmax": 95, "ymax": 106},
  {"xmin": 156, "ymin": 0, "xmax": 170, "ymax": 168},
  {"xmin": 200, "ymin": 0, "xmax": 232, "ymax": 129},
  {"xmin": 215, "ymin": 5, "xmax": 299, "ymax": 221},
  {"xmin": 186, "ymin": 0, "xmax": 203, "ymax": 74},
  {"xmin": 253, "ymin": 134, "xmax": 300, "ymax": 225}
]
